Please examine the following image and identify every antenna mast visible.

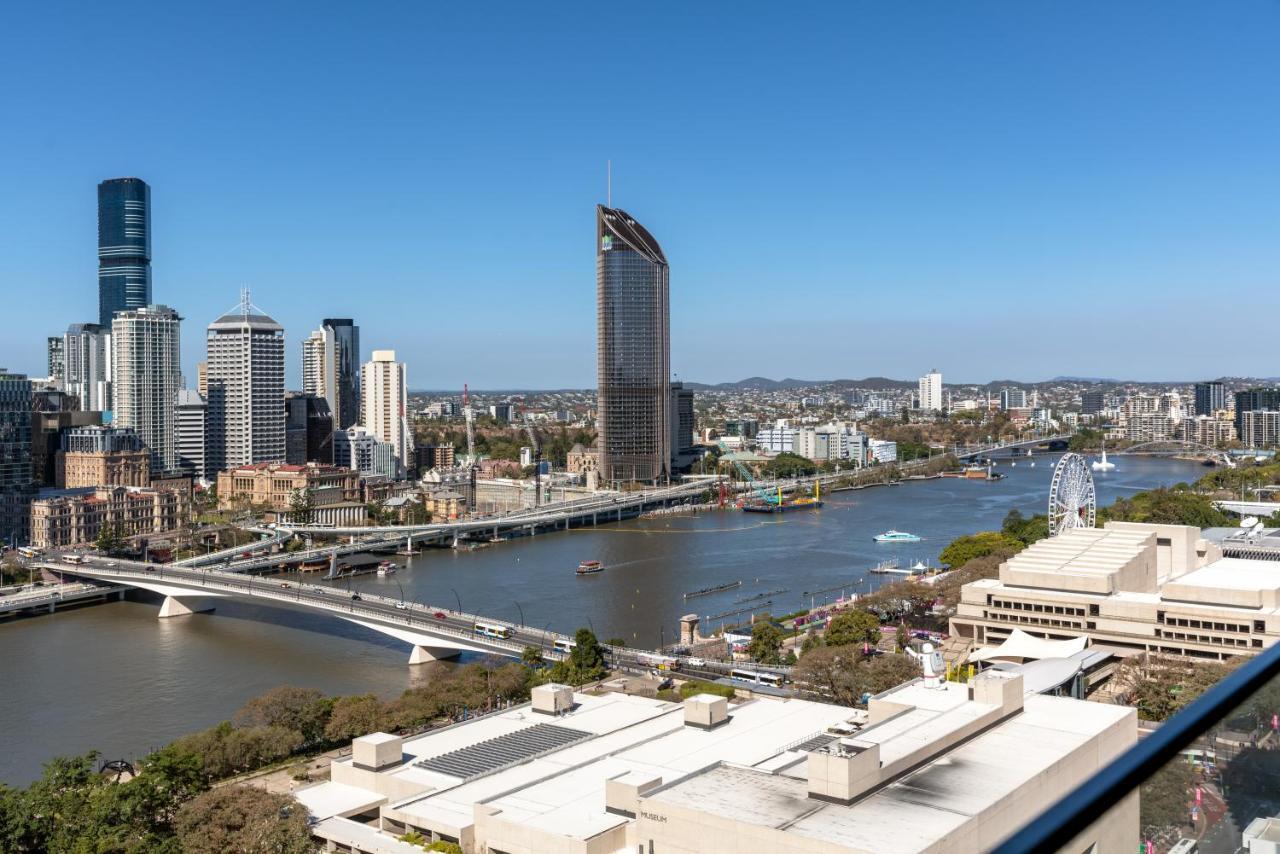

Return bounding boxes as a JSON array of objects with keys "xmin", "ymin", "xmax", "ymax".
[{"xmin": 607, "ymin": 160, "xmax": 611, "ymax": 207}]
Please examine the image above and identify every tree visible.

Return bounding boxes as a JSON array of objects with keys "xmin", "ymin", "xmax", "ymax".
[
  {"xmin": 746, "ymin": 617, "xmax": 783, "ymax": 664},
  {"xmin": 521, "ymin": 645, "xmax": 545, "ymax": 666},
  {"xmin": 324, "ymin": 694, "xmax": 384, "ymax": 743},
  {"xmin": 1117, "ymin": 654, "xmax": 1237, "ymax": 722},
  {"xmin": 938, "ymin": 531, "xmax": 1024, "ymax": 568},
  {"xmin": 792, "ymin": 647, "xmax": 920, "ymax": 706},
  {"xmin": 761, "ymin": 452, "xmax": 816, "ymax": 479},
  {"xmin": 823, "ymin": 610, "xmax": 881, "ymax": 648},
  {"xmin": 569, "ymin": 628, "xmax": 606, "ymax": 676},
  {"xmin": 287, "ymin": 488, "xmax": 315, "ymax": 524},
  {"xmin": 95, "ymin": 522, "xmax": 124, "ymax": 554},
  {"xmin": 1001, "ymin": 509, "xmax": 1050, "ymax": 546},
  {"xmin": 1139, "ymin": 759, "xmax": 1195, "ymax": 840},
  {"xmin": 233, "ymin": 685, "xmax": 331, "ymax": 745},
  {"xmin": 174, "ymin": 786, "xmax": 312, "ymax": 854}
]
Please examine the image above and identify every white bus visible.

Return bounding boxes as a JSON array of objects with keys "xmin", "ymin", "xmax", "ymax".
[
  {"xmin": 637, "ymin": 652, "xmax": 680, "ymax": 671},
  {"xmin": 62, "ymin": 554, "xmax": 86, "ymax": 565},
  {"xmin": 474, "ymin": 621, "xmax": 513, "ymax": 640},
  {"xmin": 17, "ymin": 547, "xmax": 42, "ymax": 558},
  {"xmin": 552, "ymin": 638, "xmax": 577, "ymax": 654},
  {"xmin": 730, "ymin": 668, "xmax": 785, "ymax": 688}
]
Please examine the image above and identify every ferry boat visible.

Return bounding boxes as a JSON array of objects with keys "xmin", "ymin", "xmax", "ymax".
[
  {"xmin": 874, "ymin": 530, "xmax": 922, "ymax": 544},
  {"xmin": 576, "ymin": 560, "xmax": 604, "ymax": 575},
  {"xmin": 376, "ymin": 561, "xmax": 397, "ymax": 576}
]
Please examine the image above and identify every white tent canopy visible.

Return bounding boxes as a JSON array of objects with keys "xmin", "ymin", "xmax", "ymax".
[{"xmin": 969, "ymin": 629, "xmax": 1089, "ymax": 663}]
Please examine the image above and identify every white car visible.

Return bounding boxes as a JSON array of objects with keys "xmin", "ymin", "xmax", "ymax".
[
  {"xmin": 685, "ymin": 657, "xmax": 705, "ymax": 667},
  {"xmin": 394, "ymin": 602, "xmax": 408, "ymax": 611}
]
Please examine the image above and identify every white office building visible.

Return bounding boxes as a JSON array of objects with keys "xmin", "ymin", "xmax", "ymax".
[
  {"xmin": 360, "ymin": 350, "xmax": 413, "ymax": 471},
  {"xmin": 111, "ymin": 305, "xmax": 181, "ymax": 473},
  {"xmin": 59, "ymin": 322, "xmax": 113, "ymax": 412},
  {"xmin": 868, "ymin": 438, "xmax": 897, "ymax": 464},
  {"xmin": 918, "ymin": 369, "xmax": 943, "ymax": 411},
  {"xmin": 333, "ymin": 426, "xmax": 398, "ymax": 480},
  {"xmin": 175, "ymin": 389, "xmax": 207, "ymax": 479},
  {"xmin": 757, "ymin": 425, "xmax": 796, "ymax": 454},
  {"xmin": 1000, "ymin": 387, "xmax": 1028, "ymax": 410},
  {"xmin": 205, "ymin": 294, "xmax": 286, "ymax": 474},
  {"xmin": 794, "ymin": 423, "xmax": 866, "ymax": 463}
]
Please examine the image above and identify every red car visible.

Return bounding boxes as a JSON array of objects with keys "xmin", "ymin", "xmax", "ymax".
[{"xmin": 433, "ymin": 611, "xmax": 447, "ymax": 620}]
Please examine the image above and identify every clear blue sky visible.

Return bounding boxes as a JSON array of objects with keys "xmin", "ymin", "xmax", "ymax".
[{"xmin": 2, "ymin": 2, "xmax": 1277, "ymax": 389}]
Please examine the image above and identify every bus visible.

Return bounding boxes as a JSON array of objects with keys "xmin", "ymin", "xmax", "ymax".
[
  {"xmin": 1168, "ymin": 839, "xmax": 1197, "ymax": 854},
  {"xmin": 552, "ymin": 638, "xmax": 577, "ymax": 654},
  {"xmin": 62, "ymin": 554, "xmax": 86, "ymax": 565},
  {"xmin": 637, "ymin": 652, "xmax": 680, "ymax": 671},
  {"xmin": 474, "ymin": 621, "xmax": 513, "ymax": 640},
  {"xmin": 17, "ymin": 547, "xmax": 42, "ymax": 558},
  {"xmin": 730, "ymin": 668, "xmax": 785, "ymax": 688}
]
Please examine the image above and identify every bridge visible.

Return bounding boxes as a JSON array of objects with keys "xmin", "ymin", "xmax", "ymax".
[
  {"xmin": 1111, "ymin": 440, "xmax": 1235, "ymax": 467},
  {"xmin": 953, "ymin": 434, "xmax": 1076, "ymax": 460},
  {"xmin": 45, "ymin": 555, "xmax": 573, "ymax": 664}
]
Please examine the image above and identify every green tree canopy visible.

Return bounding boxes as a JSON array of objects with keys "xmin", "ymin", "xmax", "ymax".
[
  {"xmin": 747, "ymin": 617, "xmax": 784, "ymax": 664},
  {"xmin": 792, "ymin": 648, "xmax": 920, "ymax": 706},
  {"xmin": 938, "ymin": 531, "xmax": 1024, "ymax": 568},
  {"xmin": 175, "ymin": 785, "xmax": 312, "ymax": 854},
  {"xmin": 823, "ymin": 610, "xmax": 882, "ymax": 648},
  {"xmin": 760, "ymin": 452, "xmax": 816, "ymax": 479}
]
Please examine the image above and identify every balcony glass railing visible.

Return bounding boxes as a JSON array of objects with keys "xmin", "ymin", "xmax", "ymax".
[{"xmin": 995, "ymin": 641, "xmax": 1280, "ymax": 853}]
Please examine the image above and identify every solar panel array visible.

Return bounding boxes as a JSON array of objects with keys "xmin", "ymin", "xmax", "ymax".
[
  {"xmin": 791, "ymin": 733, "xmax": 838, "ymax": 753},
  {"xmin": 414, "ymin": 723, "xmax": 591, "ymax": 780}
]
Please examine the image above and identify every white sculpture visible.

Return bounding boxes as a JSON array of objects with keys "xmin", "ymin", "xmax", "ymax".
[{"xmin": 906, "ymin": 642, "xmax": 946, "ymax": 689}]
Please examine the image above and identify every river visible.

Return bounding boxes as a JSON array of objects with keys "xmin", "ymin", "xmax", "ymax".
[{"xmin": 0, "ymin": 454, "xmax": 1207, "ymax": 784}]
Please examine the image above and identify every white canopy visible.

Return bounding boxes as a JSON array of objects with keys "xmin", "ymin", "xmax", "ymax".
[{"xmin": 969, "ymin": 629, "xmax": 1089, "ymax": 663}]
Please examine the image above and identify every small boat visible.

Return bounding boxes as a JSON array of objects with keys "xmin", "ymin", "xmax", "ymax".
[
  {"xmin": 376, "ymin": 561, "xmax": 396, "ymax": 576},
  {"xmin": 874, "ymin": 530, "xmax": 922, "ymax": 544},
  {"xmin": 576, "ymin": 560, "xmax": 604, "ymax": 575}
]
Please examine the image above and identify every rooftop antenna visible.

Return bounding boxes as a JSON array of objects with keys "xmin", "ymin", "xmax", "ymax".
[
  {"xmin": 607, "ymin": 160, "xmax": 612, "ymax": 207},
  {"xmin": 239, "ymin": 287, "xmax": 251, "ymax": 317}
]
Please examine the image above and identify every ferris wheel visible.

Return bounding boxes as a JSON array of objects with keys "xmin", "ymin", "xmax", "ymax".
[{"xmin": 1048, "ymin": 453, "xmax": 1097, "ymax": 536}]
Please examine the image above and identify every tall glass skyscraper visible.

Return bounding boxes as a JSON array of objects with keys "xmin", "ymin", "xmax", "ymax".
[
  {"xmin": 303, "ymin": 319, "xmax": 361, "ymax": 430},
  {"xmin": 0, "ymin": 370, "xmax": 35, "ymax": 545},
  {"xmin": 98, "ymin": 177, "xmax": 151, "ymax": 327},
  {"xmin": 596, "ymin": 205, "xmax": 670, "ymax": 485}
]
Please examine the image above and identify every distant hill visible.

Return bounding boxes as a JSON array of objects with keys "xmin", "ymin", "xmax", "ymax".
[{"xmin": 682, "ymin": 376, "xmax": 821, "ymax": 391}]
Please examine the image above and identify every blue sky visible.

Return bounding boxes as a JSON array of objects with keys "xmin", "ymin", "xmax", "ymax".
[{"xmin": 2, "ymin": 2, "xmax": 1277, "ymax": 388}]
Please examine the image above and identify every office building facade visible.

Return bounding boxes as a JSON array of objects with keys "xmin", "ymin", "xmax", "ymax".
[
  {"xmin": 59, "ymin": 322, "xmax": 113, "ymax": 412},
  {"xmin": 1194, "ymin": 381, "xmax": 1226, "ymax": 417},
  {"xmin": 1235, "ymin": 388, "xmax": 1280, "ymax": 443},
  {"xmin": 596, "ymin": 205, "xmax": 670, "ymax": 484},
  {"xmin": 285, "ymin": 392, "xmax": 334, "ymax": 465},
  {"xmin": 98, "ymin": 178, "xmax": 151, "ymax": 327},
  {"xmin": 669, "ymin": 381, "xmax": 696, "ymax": 471},
  {"xmin": 205, "ymin": 298, "xmax": 286, "ymax": 474},
  {"xmin": 1000, "ymin": 387, "xmax": 1028, "ymax": 410},
  {"xmin": 302, "ymin": 319, "xmax": 360, "ymax": 430},
  {"xmin": 0, "ymin": 371, "xmax": 35, "ymax": 545},
  {"xmin": 360, "ymin": 350, "xmax": 412, "ymax": 471},
  {"xmin": 175, "ymin": 389, "xmax": 207, "ymax": 479},
  {"xmin": 111, "ymin": 305, "xmax": 182, "ymax": 474},
  {"xmin": 1081, "ymin": 391, "xmax": 1106, "ymax": 416}
]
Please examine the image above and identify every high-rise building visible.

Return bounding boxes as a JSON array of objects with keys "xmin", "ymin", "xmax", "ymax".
[
  {"xmin": 98, "ymin": 177, "xmax": 151, "ymax": 327},
  {"xmin": 1193, "ymin": 381, "xmax": 1226, "ymax": 417},
  {"xmin": 302, "ymin": 319, "xmax": 361, "ymax": 430},
  {"xmin": 1081, "ymin": 391, "xmax": 1106, "ymax": 416},
  {"xmin": 285, "ymin": 392, "xmax": 334, "ymax": 465},
  {"xmin": 360, "ymin": 350, "xmax": 412, "ymax": 471},
  {"xmin": 0, "ymin": 370, "xmax": 35, "ymax": 545},
  {"xmin": 60, "ymin": 322, "xmax": 113, "ymax": 412},
  {"xmin": 56, "ymin": 425, "xmax": 150, "ymax": 488},
  {"xmin": 1234, "ymin": 388, "xmax": 1280, "ymax": 442},
  {"xmin": 46, "ymin": 337, "xmax": 65, "ymax": 385},
  {"xmin": 176, "ymin": 389, "xmax": 207, "ymax": 479},
  {"xmin": 205, "ymin": 294, "xmax": 286, "ymax": 474},
  {"xmin": 333, "ymin": 426, "xmax": 398, "ymax": 479},
  {"xmin": 195, "ymin": 361, "xmax": 207, "ymax": 397},
  {"xmin": 1000, "ymin": 387, "xmax": 1028, "ymax": 411},
  {"xmin": 111, "ymin": 305, "xmax": 182, "ymax": 474},
  {"xmin": 669, "ymin": 381, "xmax": 696, "ymax": 471},
  {"xmin": 1239, "ymin": 411, "xmax": 1280, "ymax": 449},
  {"xmin": 596, "ymin": 205, "xmax": 670, "ymax": 484},
  {"xmin": 917, "ymin": 370, "xmax": 943, "ymax": 411}
]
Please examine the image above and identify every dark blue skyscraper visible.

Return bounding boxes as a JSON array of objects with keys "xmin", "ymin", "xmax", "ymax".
[
  {"xmin": 98, "ymin": 177, "xmax": 151, "ymax": 327},
  {"xmin": 0, "ymin": 370, "xmax": 35, "ymax": 545}
]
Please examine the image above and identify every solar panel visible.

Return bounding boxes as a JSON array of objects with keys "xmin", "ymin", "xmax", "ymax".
[
  {"xmin": 414, "ymin": 723, "xmax": 591, "ymax": 780},
  {"xmin": 791, "ymin": 733, "xmax": 837, "ymax": 753}
]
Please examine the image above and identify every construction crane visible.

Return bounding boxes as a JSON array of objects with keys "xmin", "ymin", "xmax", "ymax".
[
  {"xmin": 717, "ymin": 440, "xmax": 778, "ymax": 506},
  {"xmin": 521, "ymin": 400, "xmax": 542, "ymax": 507}
]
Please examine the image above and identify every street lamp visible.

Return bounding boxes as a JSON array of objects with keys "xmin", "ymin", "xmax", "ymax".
[
  {"xmin": 450, "ymin": 587, "xmax": 462, "ymax": 615},
  {"xmin": 513, "ymin": 601, "xmax": 525, "ymax": 626}
]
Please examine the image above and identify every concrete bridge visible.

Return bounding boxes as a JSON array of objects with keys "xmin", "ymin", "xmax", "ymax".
[
  {"xmin": 953, "ymin": 434, "xmax": 1075, "ymax": 460},
  {"xmin": 44, "ymin": 556, "xmax": 572, "ymax": 664}
]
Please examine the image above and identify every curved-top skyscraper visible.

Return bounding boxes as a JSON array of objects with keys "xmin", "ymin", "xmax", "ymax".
[
  {"xmin": 596, "ymin": 205, "xmax": 670, "ymax": 485},
  {"xmin": 98, "ymin": 177, "xmax": 151, "ymax": 327}
]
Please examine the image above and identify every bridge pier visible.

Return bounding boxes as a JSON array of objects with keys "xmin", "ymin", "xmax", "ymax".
[
  {"xmin": 409, "ymin": 645, "xmax": 461, "ymax": 665},
  {"xmin": 158, "ymin": 595, "xmax": 216, "ymax": 618}
]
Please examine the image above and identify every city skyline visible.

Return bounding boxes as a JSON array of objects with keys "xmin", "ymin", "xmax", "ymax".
[{"xmin": 2, "ymin": 3, "xmax": 1278, "ymax": 387}]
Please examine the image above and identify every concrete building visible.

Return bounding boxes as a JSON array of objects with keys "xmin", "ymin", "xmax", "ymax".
[
  {"xmin": 29, "ymin": 485, "xmax": 191, "ymax": 549},
  {"xmin": 488, "ymin": 403, "xmax": 514, "ymax": 422},
  {"xmin": 1239, "ymin": 410, "xmax": 1280, "ymax": 449},
  {"xmin": 868, "ymin": 438, "xmax": 897, "ymax": 464},
  {"xmin": 414, "ymin": 443, "xmax": 456, "ymax": 473},
  {"xmin": 56, "ymin": 425, "xmax": 150, "ymax": 488},
  {"xmin": 0, "ymin": 370, "xmax": 36, "ymax": 545},
  {"xmin": 302, "ymin": 319, "xmax": 361, "ymax": 430},
  {"xmin": 216, "ymin": 462, "xmax": 361, "ymax": 513},
  {"xmin": 58, "ymin": 322, "xmax": 113, "ymax": 412},
  {"xmin": 205, "ymin": 295, "xmax": 286, "ymax": 474},
  {"xmin": 999, "ymin": 387, "xmax": 1028, "ymax": 411},
  {"xmin": 175, "ymin": 390, "xmax": 207, "ymax": 479},
  {"xmin": 757, "ymin": 426, "xmax": 796, "ymax": 454},
  {"xmin": 794, "ymin": 423, "xmax": 866, "ymax": 464},
  {"xmin": 111, "ymin": 305, "xmax": 182, "ymax": 474},
  {"xmin": 669, "ymin": 381, "xmax": 697, "ymax": 471},
  {"xmin": 1126, "ymin": 413, "xmax": 1176, "ymax": 443},
  {"xmin": 918, "ymin": 369, "xmax": 943, "ymax": 411},
  {"xmin": 334, "ymin": 426, "xmax": 398, "ymax": 480},
  {"xmin": 1081, "ymin": 390, "xmax": 1107, "ymax": 416},
  {"xmin": 950, "ymin": 522, "xmax": 1280, "ymax": 660},
  {"xmin": 30, "ymin": 408, "xmax": 102, "ymax": 488},
  {"xmin": 46, "ymin": 336, "xmax": 64, "ymax": 388},
  {"xmin": 1194, "ymin": 381, "xmax": 1227, "ymax": 418},
  {"xmin": 596, "ymin": 205, "xmax": 670, "ymax": 485},
  {"xmin": 1181, "ymin": 414, "xmax": 1235, "ymax": 447},
  {"xmin": 360, "ymin": 350, "xmax": 413, "ymax": 471},
  {"xmin": 294, "ymin": 675, "xmax": 1135, "ymax": 854},
  {"xmin": 1235, "ymin": 388, "xmax": 1280, "ymax": 441}
]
